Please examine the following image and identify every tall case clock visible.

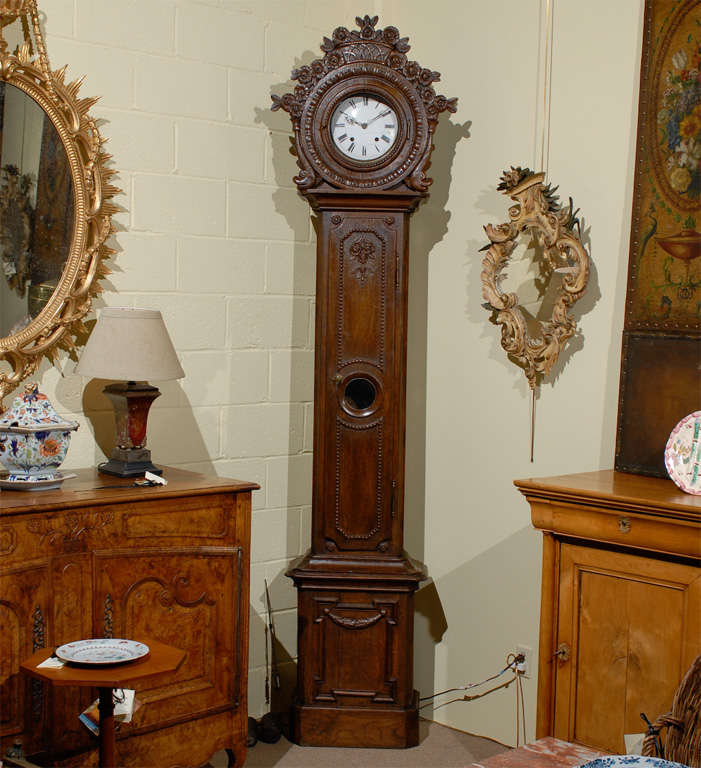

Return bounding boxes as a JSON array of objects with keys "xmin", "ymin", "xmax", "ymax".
[{"xmin": 272, "ymin": 14, "xmax": 457, "ymax": 748}]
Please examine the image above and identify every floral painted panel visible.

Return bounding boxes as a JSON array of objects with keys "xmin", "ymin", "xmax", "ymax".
[{"xmin": 625, "ymin": 0, "xmax": 701, "ymax": 330}]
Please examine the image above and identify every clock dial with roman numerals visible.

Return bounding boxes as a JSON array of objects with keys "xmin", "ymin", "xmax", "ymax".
[{"xmin": 330, "ymin": 94, "xmax": 398, "ymax": 162}]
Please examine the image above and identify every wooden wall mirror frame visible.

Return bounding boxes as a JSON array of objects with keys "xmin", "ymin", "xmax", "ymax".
[
  {"xmin": 480, "ymin": 166, "xmax": 590, "ymax": 391},
  {"xmin": 0, "ymin": 0, "xmax": 118, "ymax": 411}
]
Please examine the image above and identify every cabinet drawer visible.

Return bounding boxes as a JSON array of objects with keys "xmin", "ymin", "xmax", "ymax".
[
  {"xmin": 531, "ymin": 499, "xmax": 700, "ymax": 559},
  {"xmin": 0, "ymin": 494, "xmax": 237, "ymax": 565},
  {"xmin": 122, "ymin": 495, "xmax": 231, "ymax": 540}
]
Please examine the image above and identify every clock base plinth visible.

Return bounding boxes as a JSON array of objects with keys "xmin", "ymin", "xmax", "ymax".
[
  {"xmin": 293, "ymin": 691, "xmax": 420, "ymax": 748},
  {"xmin": 288, "ymin": 552, "xmax": 425, "ymax": 749}
]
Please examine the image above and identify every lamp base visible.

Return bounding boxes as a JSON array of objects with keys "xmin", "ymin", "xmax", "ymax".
[
  {"xmin": 100, "ymin": 382, "xmax": 162, "ymax": 477},
  {"xmin": 99, "ymin": 447, "xmax": 163, "ymax": 478}
]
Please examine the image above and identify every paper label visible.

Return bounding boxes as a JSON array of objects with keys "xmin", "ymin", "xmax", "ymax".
[{"xmin": 624, "ymin": 732, "xmax": 646, "ymax": 754}]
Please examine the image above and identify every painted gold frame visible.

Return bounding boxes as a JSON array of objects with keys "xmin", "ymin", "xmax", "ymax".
[
  {"xmin": 480, "ymin": 167, "xmax": 589, "ymax": 390},
  {"xmin": 0, "ymin": 0, "xmax": 118, "ymax": 410}
]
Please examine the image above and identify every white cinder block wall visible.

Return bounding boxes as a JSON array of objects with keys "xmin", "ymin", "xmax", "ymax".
[
  {"xmin": 34, "ymin": 0, "xmax": 375, "ymax": 719},
  {"xmin": 20, "ymin": 0, "xmax": 644, "ymax": 745}
]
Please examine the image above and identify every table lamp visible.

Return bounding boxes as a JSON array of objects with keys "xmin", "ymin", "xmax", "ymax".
[{"xmin": 75, "ymin": 307, "xmax": 184, "ymax": 477}]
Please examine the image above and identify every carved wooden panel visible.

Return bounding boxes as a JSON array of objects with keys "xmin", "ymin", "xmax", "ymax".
[
  {"xmin": 0, "ymin": 524, "xmax": 17, "ymax": 556},
  {"xmin": 93, "ymin": 546, "xmax": 242, "ymax": 732},
  {"xmin": 0, "ymin": 562, "xmax": 49, "ymax": 753},
  {"xmin": 51, "ymin": 555, "xmax": 92, "ymax": 647},
  {"xmin": 48, "ymin": 555, "xmax": 93, "ymax": 754},
  {"xmin": 299, "ymin": 589, "xmax": 413, "ymax": 708},
  {"xmin": 23, "ymin": 508, "xmax": 115, "ymax": 555},
  {"xmin": 116, "ymin": 710, "xmax": 237, "ymax": 768},
  {"xmin": 316, "ymin": 211, "xmax": 404, "ymax": 553},
  {"xmin": 333, "ymin": 219, "xmax": 392, "ymax": 371},
  {"xmin": 334, "ymin": 418, "xmax": 384, "ymax": 544}
]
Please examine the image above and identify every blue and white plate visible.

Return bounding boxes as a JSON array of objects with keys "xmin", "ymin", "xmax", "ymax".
[
  {"xmin": 580, "ymin": 757, "xmax": 689, "ymax": 768},
  {"xmin": 55, "ymin": 639, "xmax": 149, "ymax": 666},
  {"xmin": 0, "ymin": 471, "xmax": 76, "ymax": 491}
]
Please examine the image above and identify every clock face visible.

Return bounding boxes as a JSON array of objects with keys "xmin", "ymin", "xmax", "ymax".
[{"xmin": 330, "ymin": 94, "xmax": 398, "ymax": 162}]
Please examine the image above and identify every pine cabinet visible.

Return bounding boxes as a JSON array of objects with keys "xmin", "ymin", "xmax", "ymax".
[
  {"xmin": 516, "ymin": 470, "xmax": 701, "ymax": 755},
  {"xmin": 0, "ymin": 468, "xmax": 256, "ymax": 768}
]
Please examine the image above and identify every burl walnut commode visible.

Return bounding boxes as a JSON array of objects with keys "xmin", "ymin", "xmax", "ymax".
[{"xmin": 0, "ymin": 468, "xmax": 257, "ymax": 768}]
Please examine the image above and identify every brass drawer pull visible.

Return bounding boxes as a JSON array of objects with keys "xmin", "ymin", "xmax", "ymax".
[{"xmin": 618, "ymin": 517, "xmax": 632, "ymax": 534}]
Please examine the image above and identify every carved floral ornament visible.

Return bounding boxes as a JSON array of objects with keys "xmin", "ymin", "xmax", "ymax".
[
  {"xmin": 271, "ymin": 14, "xmax": 457, "ymax": 192},
  {"xmin": 349, "ymin": 237, "xmax": 377, "ymax": 282},
  {"xmin": 480, "ymin": 167, "xmax": 590, "ymax": 390},
  {"xmin": 0, "ymin": 0, "xmax": 118, "ymax": 408}
]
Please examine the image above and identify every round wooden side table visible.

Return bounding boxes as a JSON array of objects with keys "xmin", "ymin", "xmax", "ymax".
[{"xmin": 20, "ymin": 639, "xmax": 185, "ymax": 768}]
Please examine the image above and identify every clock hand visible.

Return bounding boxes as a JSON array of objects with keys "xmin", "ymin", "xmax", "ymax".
[
  {"xmin": 365, "ymin": 109, "xmax": 392, "ymax": 128},
  {"xmin": 341, "ymin": 112, "xmax": 359, "ymax": 126}
]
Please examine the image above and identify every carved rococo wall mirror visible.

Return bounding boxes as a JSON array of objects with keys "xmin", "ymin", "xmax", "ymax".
[
  {"xmin": 0, "ymin": 0, "xmax": 118, "ymax": 411},
  {"xmin": 480, "ymin": 166, "xmax": 590, "ymax": 391},
  {"xmin": 480, "ymin": 167, "xmax": 590, "ymax": 459}
]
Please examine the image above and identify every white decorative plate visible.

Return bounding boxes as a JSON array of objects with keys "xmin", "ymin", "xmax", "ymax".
[
  {"xmin": 580, "ymin": 757, "xmax": 689, "ymax": 767},
  {"xmin": 664, "ymin": 410, "xmax": 701, "ymax": 495},
  {"xmin": 55, "ymin": 639, "xmax": 149, "ymax": 666}
]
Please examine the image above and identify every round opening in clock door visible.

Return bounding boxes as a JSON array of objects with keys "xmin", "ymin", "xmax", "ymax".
[{"xmin": 343, "ymin": 377, "xmax": 377, "ymax": 412}]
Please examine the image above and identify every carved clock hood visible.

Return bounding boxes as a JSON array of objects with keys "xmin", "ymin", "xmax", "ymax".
[{"xmin": 272, "ymin": 14, "xmax": 456, "ymax": 193}]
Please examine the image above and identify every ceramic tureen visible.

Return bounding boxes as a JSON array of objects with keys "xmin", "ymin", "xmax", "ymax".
[{"xmin": 0, "ymin": 382, "xmax": 79, "ymax": 490}]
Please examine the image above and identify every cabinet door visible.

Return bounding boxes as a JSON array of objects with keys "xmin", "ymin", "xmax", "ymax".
[
  {"xmin": 298, "ymin": 588, "xmax": 413, "ymax": 708},
  {"xmin": 47, "ymin": 554, "xmax": 94, "ymax": 755},
  {"xmin": 93, "ymin": 546, "xmax": 243, "ymax": 732},
  {"xmin": 554, "ymin": 543, "xmax": 701, "ymax": 753},
  {"xmin": 0, "ymin": 562, "xmax": 50, "ymax": 754}
]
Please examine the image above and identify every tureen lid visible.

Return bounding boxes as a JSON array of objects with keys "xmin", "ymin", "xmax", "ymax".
[{"xmin": 0, "ymin": 382, "xmax": 78, "ymax": 431}]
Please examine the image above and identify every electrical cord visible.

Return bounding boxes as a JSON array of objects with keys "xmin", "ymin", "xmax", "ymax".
[
  {"xmin": 508, "ymin": 652, "xmax": 528, "ymax": 747},
  {"xmin": 419, "ymin": 653, "xmax": 525, "ymax": 706},
  {"xmin": 418, "ymin": 652, "xmax": 529, "ymax": 746},
  {"xmin": 518, "ymin": 670, "xmax": 527, "ymax": 746},
  {"xmin": 424, "ymin": 675, "xmax": 517, "ymax": 712}
]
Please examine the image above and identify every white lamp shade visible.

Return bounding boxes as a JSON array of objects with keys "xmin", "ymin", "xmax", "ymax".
[{"xmin": 75, "ymin": 307, "xmax": 185, "ymax": 381}]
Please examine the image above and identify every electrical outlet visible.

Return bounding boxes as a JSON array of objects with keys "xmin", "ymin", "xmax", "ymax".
[{"xmin": 517, "ymin": 644, "xmax": 533, "ymax": 678}]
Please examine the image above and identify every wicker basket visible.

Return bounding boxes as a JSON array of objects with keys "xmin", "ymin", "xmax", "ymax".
[{"xmin": 642, "ymin": 653, "xmax": 701, "ymax": 767}]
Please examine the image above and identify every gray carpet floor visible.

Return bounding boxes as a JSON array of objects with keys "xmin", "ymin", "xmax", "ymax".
[{"xmin": 209, "ymin": 720, "xmax": 509, "ymax": 767}]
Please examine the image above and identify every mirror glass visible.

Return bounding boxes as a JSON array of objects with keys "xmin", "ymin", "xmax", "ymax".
[
  {"xmin": 499, "ymin": 229, "xmax": 563, "ymax": 339},
  {"xmin": 0, "ymin": 81, "xmax": 74, "ymax": 337}
]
